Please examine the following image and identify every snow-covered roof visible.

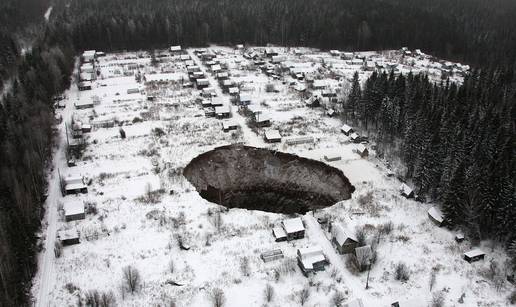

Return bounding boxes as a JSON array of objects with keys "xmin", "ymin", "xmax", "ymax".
[
  {"xmin": 350, "ymin": 132, "xmax": 359, "ymax": 140},
  {"xmin": 427, "ymin": 206, "xmax": 444, "ymax": 224},
  {"xmin": 265, "ymin": 130, "xmax": 282, "ymax": 141},
  {"xmin": 197, "ymin": 78, "xmax": 209, "ymax": 85},
  {"xmin": 356, "ymin": 144, "xmax": 367, "ymax": 154},
  {"xmin": 272, "ymin": 226, "xmax": 287, "ymax": 239},
  {"xmin": 239, "ymin": 94, "xmax": 252, "ymax": 102},
  {"xmin": 313, "ymin": 79, "xmax": 327, "ymax": 88},
  {"xmin": 282, "ymin": 217, "xmax": 304, "ymax": 234},
  {"xmin": 298, "ymin": 246, "xmax": 325, "ymax": 269},
  {"xmin": 215, "ymin": 104, "xmax": 230, "ymax": 114},
  {"xmin": 294, "ymin": 83, "xmax": 306, "ymax": 91},
  {"xmin": 82, "ymin": 50, "xmax": 96, "ymax": 57},
  {"xmin": 216, "ymin": 72, "xmax": 229, "ymax": 78},
  {"xmin": 341, "ymin": 124, "xmax": 353, "ymax": 133},
  {"xmin": 170, "ymin": 45, "xmax": 181, "ymax": 51},
  {"xmin": 58, "ymin": 229, "xmax": 79, "ymax": 241},
  {"xmin": 64, "ymin": 200, "xmax": 84, "ymax": 216},
  {"xmin": 228, "ymin": 87, "xmax": 239, "ymax": 94},
  {"xmin": 255, "ymin": 113, "xmax": 271, "ymax": 123},
  {"xmin": 332, "ymin": 224, "xmax": 357, "ymax": 245},
  {"xmin": 464, "ymin": 249, "xmax": 485, "ymax": 258},
  {"xmin": 400, "ymin": 183, "xmax": 413, "ymax": 196},
  {"xmin": 211, "ymin": 64, "xmax": 222, "ymax": 71},
  {"xmin": 222, "ymin": 120, "xmax": 238, "ymax": 129}
]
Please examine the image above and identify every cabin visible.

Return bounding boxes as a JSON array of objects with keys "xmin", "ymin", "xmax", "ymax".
[
  {"xmin": 400, "ymin": 183, "xmax": 414, "ymax": 198},
  {"xmin": 455, "ymin": 233, "xmax": 465, "ymax": 243},
  {"xmin": 326, "ymin": 109, "xmax": 335, "ymax": 117},
  {"xmin": 344, "ymin": 299, "xmax": 365, "ymax": 307},
  {"xmin": 324, "ymin": 154, "xmax": 341, "ymax": 162},
  {"xmin": 74, "ymin": 100, "xmax": 94, "ymax": 110},
  {"xmin": 261, "ymin": 249, "xmax": 284, "ymax": 263},
  {"xmin": 239, "ymin": 94, "xmax": 252, "ymax": 106},
  {"xmin": 356, "ymin": 144, "xmax": 369, "ymax": 158},
  {"xmin": 58, "ymin": 229, "xmax": 80, "ymax": 246},
  {"xmin": 228, "ymin": 87, "xmax": 239, "ymax": 96},
  {"xmin": 264, "ymin": 129, "xmax": 282, "ymax": 143},
  {"xmin": 64, "ymin": 200, "xmax": 85, "ymax": 222},
  {"xmin": 222, "ymin": 120, "xmax": 239, "ymax": 132},
  {"xmin": 82, "ymin": 50, "xmax": 96, "ymax": 63},
  {"xmin": 305, "ymin": 96, "xmax": 321, "ymax": 108},
  {"xmin": 341, "ymin": 124, "xmax": 354, "ymax": 136},
  {"xmin": 215, "ymin": 104, "xmax": 231, "ymax": 119},
  {"xmin": 78, "ymin": 81, "xmax": 92, "ymax": 91},
  {"xmin": 282, "ymin": 217, "xmax": 305, "ymax": 241},
  {"xmin": 297, "ymin": 246, "xmax": 328, "ymax": 276},
  {"xmin": 196, "ymin": 78, "xmax": 210, "ymax": 89},
  {"xmin": 254, "ymin": 113, "xmax": 272, "ymax": 127},
  {"xmin": 350, "ymin": 132, "xmax": 361, "ymax": 143},
  {"xmin": 216, "ymin": 72, "xmax": 229, "ymax": 80},
  {"xmin": 284, "ymin": 136, "xmax": 315, "ymax": 146},
  {"xmin": 464, "ymin": 249, "xmax": 485, "ymax": 263},
  {"xmin": 427, "ymin": 206, "xmax": 444, "ymax": 226},
  {"xmin": 170, "ymin": 45, "xmax": 182, "ymax": 54},
  {"xmin": 331, "ymin": 224, "xmax": 358, "ymax": 254},
  {"xmin": 64, "ymin": 176, "xmax": 87, "ymax": 195}
]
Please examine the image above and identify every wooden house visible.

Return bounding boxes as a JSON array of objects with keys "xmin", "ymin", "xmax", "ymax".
[
  {"xmin": 297, "ymin": 246, "xmax": 328, "ymax": 276},
  {"xmin": 215, "ymin": 104, "xmax": 231, "ymax": 119},
  {"xmin": 341, "ymin": 124, "xmax": 354, "ymax": 136},
  {"xmin": 356, "ymin": 144, "xmax": 369, "ymax": 158},
  {"xmin": 264, "ymin": 130, "xmax": 282, "ymax": 143},
  {"xmin": 331, "ymin": 223, "xmax": 358, "ymax": 254},
  {"xmin": 222, "ymin": 120, "xmax": 239, "ymax": 132},
  {"xmin": 64, "ymin": 176, "xmax": 87, "ymax": 195},
  {"xmin": 400, "ymin": 183, "xmax": 414, "ymax": 198},
  {"xmin": 58, "ymin": 229, "xmax": 80, "ymax": 246},
  {"xmin": 78, "ymin": 81, "xmax": 92, "ymax": 91},
  {"xmin": 254, "ymin": 113, "xmax": 272, "ymax": 127},
  {"xmin": 282, "ymin": 217, "xmax": 305, "ymax": 241},
  {"xmin": 464, "ymin": 249, "xmax": 485, "ymax": 263},
  {"xmin": 196, "ymin": 78, "xmax": 210, "ymax": 89},
  {"xmin": 64, "ymin": 200, "xmax": 85, "ymax": 222}
]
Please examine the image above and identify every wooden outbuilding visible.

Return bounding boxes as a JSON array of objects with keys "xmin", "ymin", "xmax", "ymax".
[
  {"xmin": 64, "ymin": 200, "xmax": 85, "ymax": 222},
  {"xmin": 464, "ymin": 249, "xmax": 485, "ymax": 263},
  {"xmin": 282, "ymin": 217, "xmax": 305, "ymax": 241},
  {"xmin": 297, "ymin": 246, "xmax": 328, "ymax": 276},
  {"xmin": 58, "ymin": 229, "xmax": 80, "ymax": 246},
  {"xmin": 331, "ymin": 223, "xmax": 358, "ymax": 254},
  {"xmin": 261, "ymin": 249, "xmax": 284, "ymax": 263}
]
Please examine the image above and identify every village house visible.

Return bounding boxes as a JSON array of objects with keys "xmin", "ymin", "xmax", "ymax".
[
  {"xmin": 427, "ymin": 206, "xmax": 445, "ymax": 226},
  {"xmin": 297, "ymin": 246, "xmax": 328, "ymax": 276},
  {"xmin": 221, "ymin": 120, "xmax": 239, "ymax": 132},
  {"xmin": 58, "ymin": 229, "xmax": 80, "ymax": 246},
  {"xmin": 196, "ymin": 78, "xmax": 210, "ymax": 89},
  {"xmin": 78, "ymin": 81, "xmax": 92, "ymax": 91},
  {"xmin": 254, "ymin": 112, "xmax": 272, "ymax": 127},
  {"xmin": 264, "ymin": 129, "xmax": 282, "ymax": 143},
  {"xmin": 400, "ymin": 183, "xmax": 414, "ymax": 198},
  {"xmin": 341, "ymin": 124, "xmax": 354, "ymax": 136},
  {"xmin": 324, "ymin": 154, "xmax": 341, "ymax": 162},
  {"xmin": 228, "ymin": 87, "xmax": 239, "ymax": 96},
  {"xmin": 331, "ymin": 223, "xmax": 358, "ymax": 254},
  {"xmin": 341, "ymin": 52, "xmax": 354, "ymax": 60},
  {"xmin": 82, "ymin": 50, "xmax": 96, "ymax": 63},
  {"xmin": 282, "ymin": 217, "xmax": 305, "ymax": 241},
  {"xmin": 74, "ymin": 100, "xmax": 94, "ymax": 110},
  {"xmin": 356, "ymin": 144, "xmax": 369, "ymax": 158},
  {"xmin": 215, "ymin": 104, "xmax": 231, "ymax": 119},
  {"xmin": 64, "ymin": 200, "xmax": 85, "ymax": 222},
  {"xmin": 272, "ymin": 226, "xmax": 287, "ymax": 242},
  {"xmin": 464, "ymin": 249, "xmax": 485, "ymax": 263},
  {"xmin": 239, "ymin": 94, "xmax": 252, "ymax": 106},
  {"xmin": 63, "ymin": 176, "xmax": 87, "ymax": 195},
  {"xmin": 170, "ymin": 45, "xmax": 182, "ymax": 54},
  {"xmin": 350, "ymin": 132, "xmax": 361, "ymax": 143}
]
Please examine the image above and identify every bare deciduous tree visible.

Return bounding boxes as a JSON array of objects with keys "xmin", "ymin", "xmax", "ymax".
[
  {"xmin": 122, "ymin": 265, "xmax": 141, "ymax": 294},
  {"xmin": 298, "ymin": 286, "xmax": 310, "ymax": 305},
  {"xmin": 210, "ymin": 288, "xmax": 226, "ymax": 307},
  {"xmin": 264, "ymin": 283, "xmax": 274, "ymax": 302}
]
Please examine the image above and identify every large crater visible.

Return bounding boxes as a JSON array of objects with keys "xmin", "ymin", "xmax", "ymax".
[{"xmin": 183, "ymin": 145, "xmax": 355, "ymax": 214}]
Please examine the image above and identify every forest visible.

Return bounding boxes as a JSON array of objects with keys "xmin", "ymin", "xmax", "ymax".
[{"xmin": 0, "ymin": 0, "xmax": 515, "ymax": 305}]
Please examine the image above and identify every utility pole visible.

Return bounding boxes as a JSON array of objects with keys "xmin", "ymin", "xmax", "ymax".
[{"xmin": 365, "ymin": 263, "xmax": 371, "ymax": 289}]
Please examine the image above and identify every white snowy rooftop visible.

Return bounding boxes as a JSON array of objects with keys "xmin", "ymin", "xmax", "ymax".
[
  {"xmin": 282, "ymin": 217, "xmax": 304, "ymax": 234},
  {"xmin": 464, "ymin": 249, "xmax": 485, "ymax": 258},
  {"xmin": 332, "ymin": 224, "xmax": 357, "ymax": 245},
  {"xmin": 64, "ymin": 200, "xmax": 84, "ymax": 216},
  {"xmin": 427, "ymin": 206, "xmax": 444, "ymax": 224},
  {"xmin": 264, "ymin": 130, "xmax": 282, "ymax": 141}
]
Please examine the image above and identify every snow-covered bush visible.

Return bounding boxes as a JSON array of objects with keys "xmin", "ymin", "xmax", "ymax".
[
  {"xmin": 297, "ymin": 286, "xmax": 311, "ymax": 305},
  {"xmin": 331, "ymin": 290, "xmax": 346, "ymax": 307},
  {"xmin": 210, "ymin": 288, "xmax": 226, "ymax": 307},
  {"xmin": 394, "ymin": 262, "xmax": 410, "ymax": 282},
  {"xmin": 122, "ymin": 265, "xmax": 141, "ymax": 294},
  {"xmin": 509, "ymin": 290, "xmax": 516, "ymax": 304},
  {"xmin": 263, "ymin": 283, "xmax": 274, "ymax": 303},
  {"xmin": 431, "ymin": 290, "xmax": 445, "ymax": 307}
]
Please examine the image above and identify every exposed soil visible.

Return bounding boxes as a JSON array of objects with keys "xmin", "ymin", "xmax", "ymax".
[{"xmin": 184, "ymin": 145, "xmax": 355, "ymax": 214}]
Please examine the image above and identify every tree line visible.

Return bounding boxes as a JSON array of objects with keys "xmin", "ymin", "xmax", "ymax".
[
  {"xmin": 346, "ymin": 70, "xmax": 515, "ymax": 246},
  {"xmin": 0, "ymin": 0, "xmax": 515, "ymax": 305}
]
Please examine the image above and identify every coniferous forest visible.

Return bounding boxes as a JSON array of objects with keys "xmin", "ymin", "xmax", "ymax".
[{"xmin": 0, "ymin": 0, "xmax": 515, "ymax": 305}]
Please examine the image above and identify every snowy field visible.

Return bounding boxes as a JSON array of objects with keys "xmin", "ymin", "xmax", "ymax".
[{"xmin": 31, "ymin": 46, "xmax": 512, "ymax": 307}]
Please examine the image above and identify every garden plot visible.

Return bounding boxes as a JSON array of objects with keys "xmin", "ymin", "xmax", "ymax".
[{"xmin": 39, "ymin": 47, "xmax": 511, "ymax": 307}]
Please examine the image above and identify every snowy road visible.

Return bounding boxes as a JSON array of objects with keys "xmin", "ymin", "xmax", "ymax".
[{"xmin": 32, "ymin": 82, "xmax": 76, "ymax": 307}]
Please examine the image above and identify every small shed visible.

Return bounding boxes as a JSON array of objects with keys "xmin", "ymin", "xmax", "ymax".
[
  {"xmin": 331, "ymin": 224, "xmax": 358, "ymax": 254},
  {"xmin": 64, "ymin": 200, "xmax": 85, "ymax": 222},
  {"xmin": 64, "ymin": 176, "xmax": 87, "ymax": 195},
  {"xmin": 400, "ymin": 183, "xmax": 414, "ymax": 198},
  {"xmin": 264, "ymin": 130, "xmax": 282, "ymax": 143},
  {"xmin": 356, "ymin": 144, "xmax": 369, "ymax": 158},
  {"xmin": 282, "ymin": 217, "xmax": 305, "ymax": 241},
  {"xmin": 324, "ymin": 154, "xmax": 341, "ymax": 162},
  {"xmin": 341, "ymin": 124, "xmax": 354, "ymax": 136},
  {"xmin": 58, "ymin": 229, "xmax": 80, "ymax": 246},
  {"xmin": 261, "ymin": 249, "xmax": 284, "ymax": 263},
  {"xmin": 455, "ymin": 233, "xmax": 465, "ymax": 243},
  {"xmin": 464, "ymin": 249, "xmax": 485, "ymax": 263},
  {"xmin": 297, "ymin": 246, "xmax": 327, "ymax": 276},
  {"xmin": 427, "ymin": 206, "xmax": 444, "ymax": 226},
  {"xmin": 215, "ymin": 104, "xmax": 231, "ymax": 119},
  {"xmin": 222, "ymin": 120, "xmax": 239, "ymax": 132},
  {"xmin": 272, "ymin": 226, "xmax": 287, "ymax": 242},
  {"xmin": 350, "ymin": 132, "xmax": 360, "ymax": 143}
]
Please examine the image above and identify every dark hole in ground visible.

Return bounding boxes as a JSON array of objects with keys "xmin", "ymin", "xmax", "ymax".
[{"xmin": 183, "ymin": 145, "xmax": 355, "ymax": 214}]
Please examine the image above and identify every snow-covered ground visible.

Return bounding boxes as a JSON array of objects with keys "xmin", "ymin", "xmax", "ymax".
[{"xmin": 31, "ymin": 46, "xmax": 511, "ymax": 307}]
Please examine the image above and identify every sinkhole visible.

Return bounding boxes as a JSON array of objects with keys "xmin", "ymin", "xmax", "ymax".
[{"xmin": 183, "ymin": 145, "xmax": 355, "ymax": 214}]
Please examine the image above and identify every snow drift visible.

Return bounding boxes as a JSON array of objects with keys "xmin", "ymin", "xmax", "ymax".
[{"xmin": 184, "ymin": 145, "xmax": 355, "ymax": 214}]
